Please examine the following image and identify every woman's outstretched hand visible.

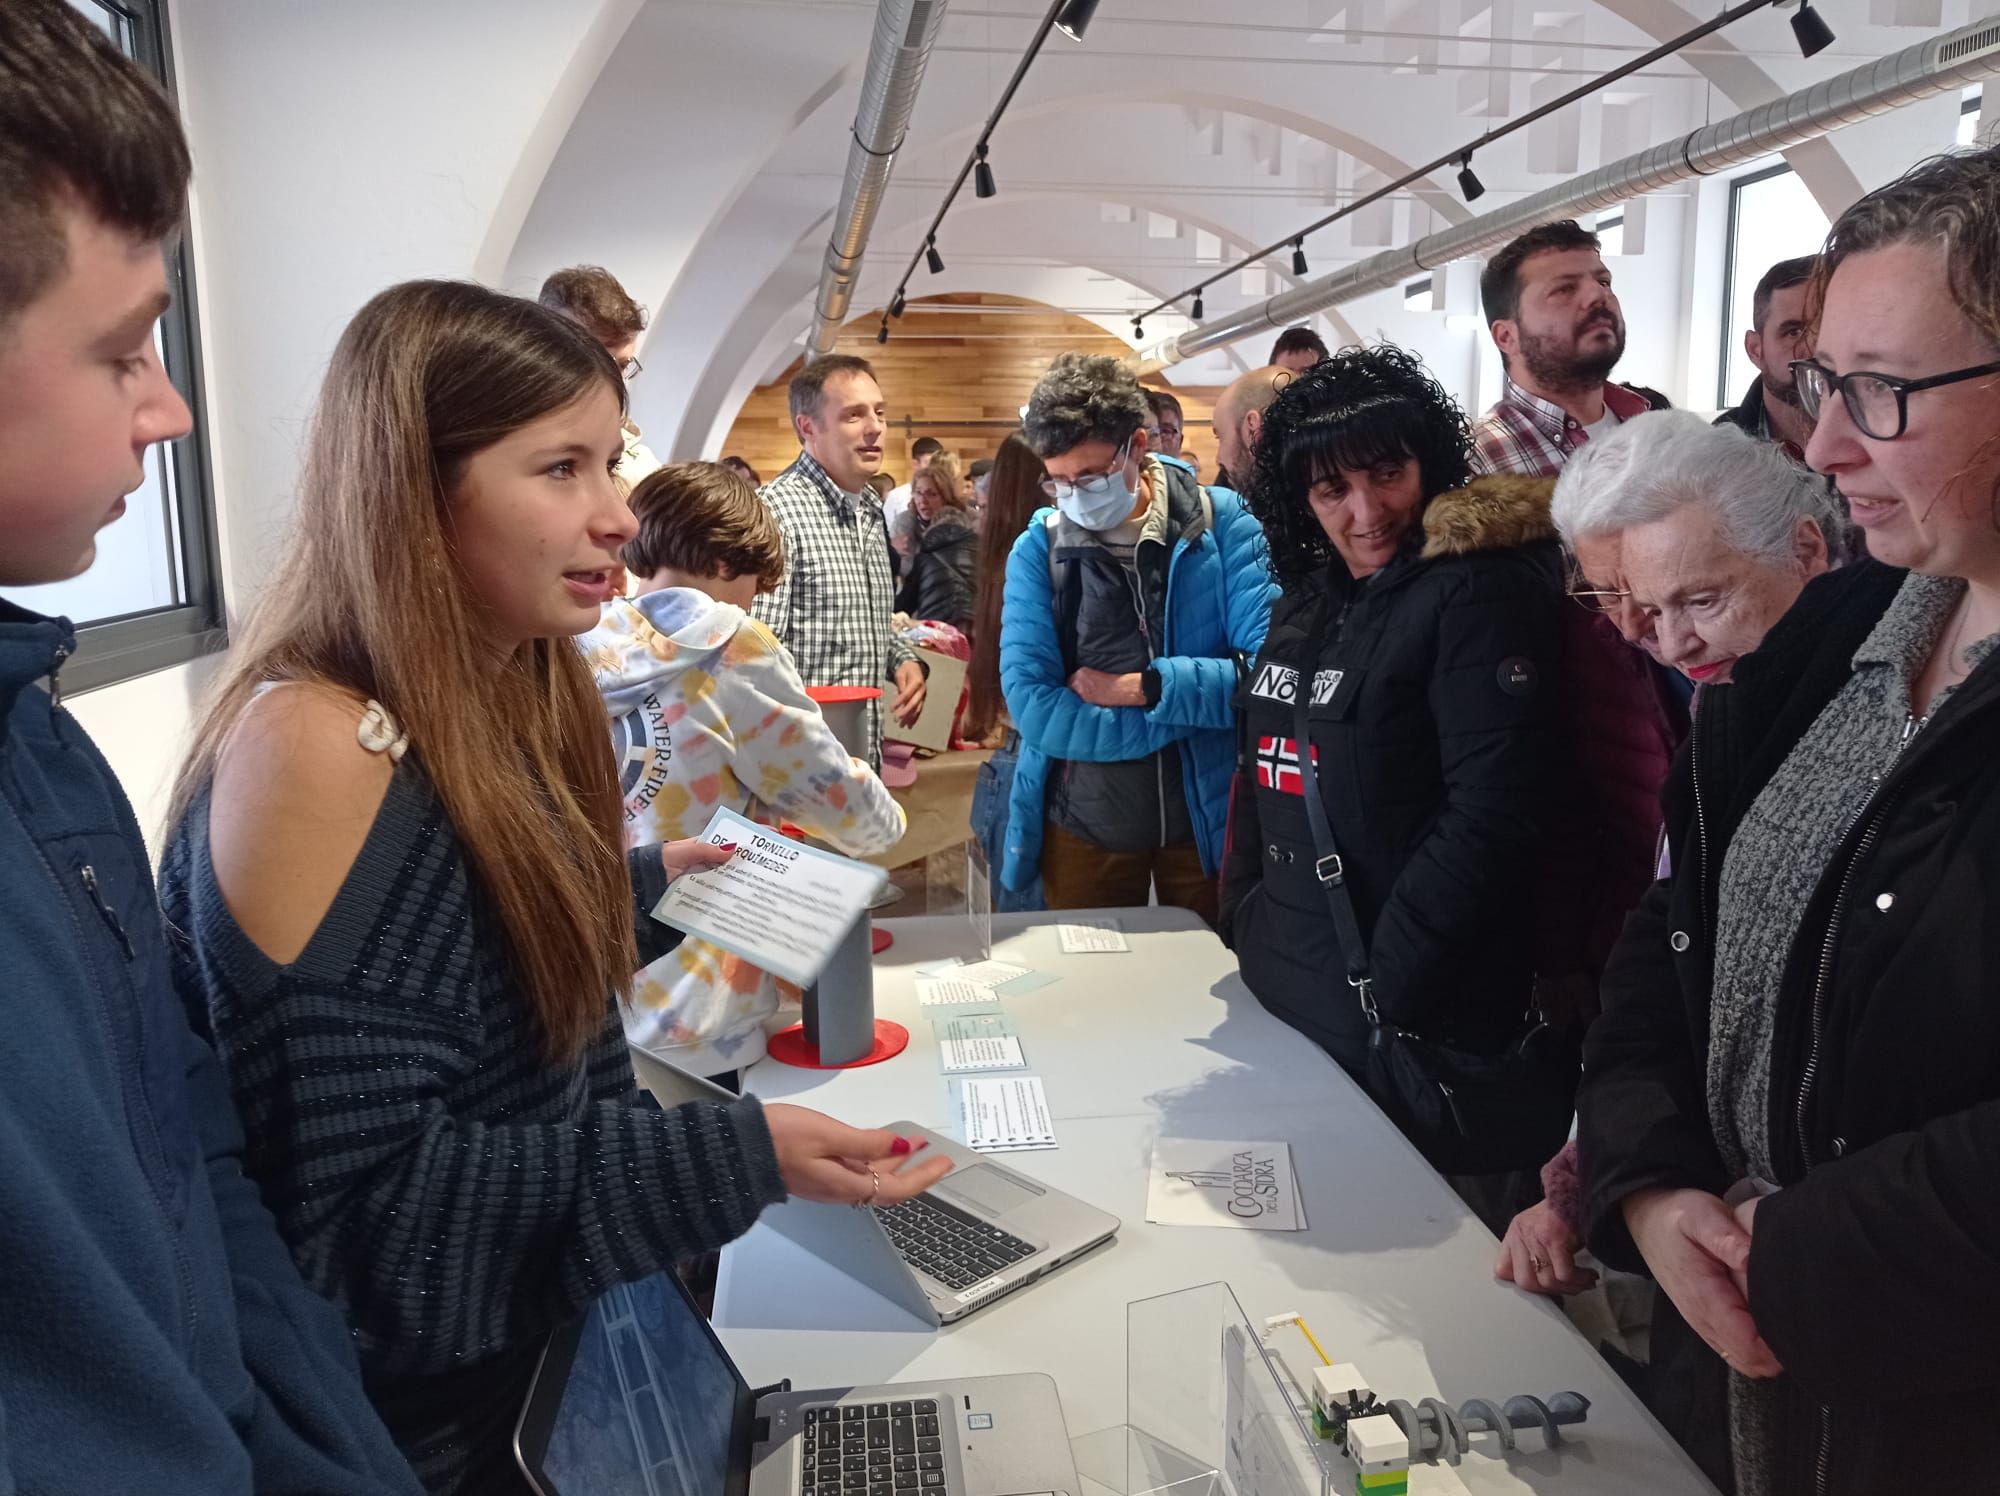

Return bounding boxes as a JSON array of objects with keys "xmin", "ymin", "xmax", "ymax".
[{"xmin": 764, "ymin": 1104, "xmax": 955, "ymax": 1205}]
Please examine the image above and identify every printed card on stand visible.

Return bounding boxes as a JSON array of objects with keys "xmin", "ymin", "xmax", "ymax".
[
  {"xmin": 1057, "ymin": 919, "xmax": 1130, "ymax": 954},
  {"xmin": 1146, "ymin": 1139, "xmax": 1307, "ymax": 1231},
  {"xmin": 651, "ymin": 807, "xmax": 882, "ymax": 989}
]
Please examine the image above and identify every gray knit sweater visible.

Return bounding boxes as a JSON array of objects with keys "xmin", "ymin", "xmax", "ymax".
[
  {"xmin": 1705, "ymin": 571, "xmax": 1997, "ymax": 1496},
  {"xmin": 159, "ymin": 758, "xmax": 787, "ymax": 1494}
]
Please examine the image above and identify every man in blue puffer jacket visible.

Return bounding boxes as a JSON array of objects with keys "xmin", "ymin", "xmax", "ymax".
[
  {"xmin": 0, "ymin": 4, "xmax": 418, "ymax": 1491},
  {"xmin": 1001, "ymin": 354, "xmax": 1276, "ymax": 924}
]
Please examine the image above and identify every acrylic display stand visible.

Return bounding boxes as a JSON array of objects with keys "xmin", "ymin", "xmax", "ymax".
[{"xmin": 1070, "ymin": 1283, "xmax": 1336, "ymax": 1496}]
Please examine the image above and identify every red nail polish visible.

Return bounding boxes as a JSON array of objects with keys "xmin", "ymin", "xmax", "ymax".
[
  {"xmin": 718, "ymin": 842, "xmax": 738, "ymax": 853},
  {"xmin": 890, "ymin": 1136, "xmax": 913, "ymax": 1156}
]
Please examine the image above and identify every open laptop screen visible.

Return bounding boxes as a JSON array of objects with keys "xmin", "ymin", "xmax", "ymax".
[{"xmin": 518, "ymin": 1271, "xmax": 755, "ymax": 1496}]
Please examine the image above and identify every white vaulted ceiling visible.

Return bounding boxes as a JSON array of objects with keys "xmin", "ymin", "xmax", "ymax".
[{"xmin": 493, "ymin": 0, "xmax": 1989, "ymax": 457}]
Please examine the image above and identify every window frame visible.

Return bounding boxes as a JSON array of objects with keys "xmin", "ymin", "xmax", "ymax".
[
  {"xmin": 59, "ymin": 0, "xmax": 226, "ymax": 695},
  {"xmin": 1715, "ymin": 162, "xmax": 1798, "ymax": 410}
]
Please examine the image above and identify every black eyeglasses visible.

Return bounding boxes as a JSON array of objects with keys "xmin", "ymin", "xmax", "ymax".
[{"xmin": 1791, "ymin": 356, "xmax": 2000, "ymax": 441}]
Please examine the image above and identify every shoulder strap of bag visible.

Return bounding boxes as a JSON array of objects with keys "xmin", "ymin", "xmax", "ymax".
[{"xmin": 1291, "ymin": 601, "xmax": 1381, "ymax": 1025}]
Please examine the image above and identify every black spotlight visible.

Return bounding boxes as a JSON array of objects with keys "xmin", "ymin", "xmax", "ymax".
[
  {"xmin": 876, "ymin": 322, "xmax": 889, "ymax": 345},
  {"xmin": 1456, "ymin": 150, "xmax": 1486, "ymax": 203},
  {"xmin": 974, "ymin": 145, "xmax": 997, "ymax": 200},
  {"xmin": 1791, "ymin": 0, "xmax": 1834, "ymax": 57},
  {"xmin": 925, "ymin": 239, "xmax": 945, "ymax": 275},
  {"xmin": 1291, "ymin": 238, "xmax": 1308, "ymax": 277},
  {"xmin": 1055, "ymin": 0, "xmax": 1100, "ymax": 42},
  {"xmin": 1191, "ymin": 291, "xmax": 1205, "ymax": 321},
  {"xmin": 890, "ymin": 290, "xmax": 907, "ymax": 319},
  {"xmin": 1132, "ymin": 317, "xmax": 1145, "ymax": 339}
]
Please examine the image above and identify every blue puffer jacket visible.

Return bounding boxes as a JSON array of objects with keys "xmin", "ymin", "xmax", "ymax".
[
  {"xmin": 0, "ymin": 601, "xmax": 419, "ymax": 1496},
  {"xmin": 997, "ymin": 469, "xmax": 1276, "ymax": 891}
]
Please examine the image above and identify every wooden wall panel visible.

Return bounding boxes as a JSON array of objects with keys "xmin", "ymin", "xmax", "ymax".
[{"xmin": 717, "ymin": 293, "xmax": 1225, "ymax": 488}]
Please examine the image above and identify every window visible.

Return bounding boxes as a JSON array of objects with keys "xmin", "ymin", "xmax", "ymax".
[
  {"xmin": 1961, "ymin": 92, "xmax": 1983, "ymax": 149},
  {"xmin": 1594, "ymin": 211, "xmax": 1624, "ymax": 259},
  {"xmin": 1717, "ymin": 164, "xmax": 1830, "ymax": 408},
  {"xmin": 6, "ymin": 0, "xmax": 223, "ymax": 692}
]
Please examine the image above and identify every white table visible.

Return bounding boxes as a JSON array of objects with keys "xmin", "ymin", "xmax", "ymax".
[{"xmin": 715, "ymin": 908, "xmax": 1717, "ymax": 1496}]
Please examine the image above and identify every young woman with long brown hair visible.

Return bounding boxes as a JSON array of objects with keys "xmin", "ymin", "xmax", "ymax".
[{"xmin": 158, "ymin": 281, "xmax": 948, "ymax": 1493}]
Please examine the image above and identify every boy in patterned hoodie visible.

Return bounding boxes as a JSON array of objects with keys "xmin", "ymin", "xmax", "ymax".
[{"xmin": 583, "ymin": 462, "xmax": 906, "ymax": 1078}]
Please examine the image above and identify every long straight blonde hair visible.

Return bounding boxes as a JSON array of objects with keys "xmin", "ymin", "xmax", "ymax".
[{"xmin": 172, "ymin": 280, "xmax": 634, "ymax": 1061}]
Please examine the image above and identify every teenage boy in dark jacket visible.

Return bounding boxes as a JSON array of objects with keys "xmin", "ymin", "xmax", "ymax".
[{"xmin": 0, "ymin": 4, "xmax": 419, "ymax": 1491}]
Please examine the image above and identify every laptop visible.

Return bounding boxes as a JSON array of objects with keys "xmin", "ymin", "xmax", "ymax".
[
  {"xmin": 629, "ymin": 1046, "xmax": 1119, "ymax": 1326},
  {"xmin": 514, "ymin": 1260, "xmax": 1085, "ymax": 1496}
]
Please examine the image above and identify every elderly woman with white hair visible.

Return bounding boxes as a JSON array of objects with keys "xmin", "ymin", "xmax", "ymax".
[
  {"xmin": 1496, "ymin": 410, "xmax": 1836, "ymax": 1302},
  {"xmin": 1555, "ymin": 410, "xmax": 1838, "ymax": 687}
]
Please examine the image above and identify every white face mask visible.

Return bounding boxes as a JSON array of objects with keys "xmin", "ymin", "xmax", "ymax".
[{"xmin": 1046, "ymin": 439, "xmax": 1139, "ymax": 531}]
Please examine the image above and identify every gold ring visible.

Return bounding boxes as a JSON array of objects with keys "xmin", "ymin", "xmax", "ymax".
[
  {"xmin": 1530, "ymin": 1254, "xmax": 1547, "ymax": 1272},
  {"xmin": 863, "ymin": 1167, "xmax": 881, "ymax": 1208}
]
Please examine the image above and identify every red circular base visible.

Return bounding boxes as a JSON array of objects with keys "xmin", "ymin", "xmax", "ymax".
[
  {"xmin": 767, "ymin": 1019, "xmax": 910, "ymax": 1069},
  {"xmin": 871, "ymin": 927, "xmax": 894, "ymax": 955}
]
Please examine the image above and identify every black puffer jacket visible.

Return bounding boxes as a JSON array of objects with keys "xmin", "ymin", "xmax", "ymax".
[
  {"xmin": 1219, "ymin": 475, "xmax": 1565, "ymax": 1072},
  {"xmin": 896, "ymin": 511, "xmax": 977, "ymax": 629},
  {"xmin": 1578, "ymin": 560, "xmax": 2000, "ymax": 1496}
]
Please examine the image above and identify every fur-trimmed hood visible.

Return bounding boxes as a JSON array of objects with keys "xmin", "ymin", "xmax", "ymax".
[{"xmin": 1420, "ymin": 474, "xmax": 1558, "ymax": 560}]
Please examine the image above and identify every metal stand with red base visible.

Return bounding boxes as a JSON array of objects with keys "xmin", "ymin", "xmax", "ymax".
[{"xmin": 766, "ymin": 910, "xmax": 909, "ymax": 1069}]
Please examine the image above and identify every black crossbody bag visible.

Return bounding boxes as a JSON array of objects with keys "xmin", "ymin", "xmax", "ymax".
[{"xmin": 1290, "ymin": 607, "xmax": 1578, "ymax": 1175}]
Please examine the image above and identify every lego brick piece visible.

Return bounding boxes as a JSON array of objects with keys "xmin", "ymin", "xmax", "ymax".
[
  {"xmin": 1346, "ymin": 1413, "xmax": 1410, "ymax": 1471},
  {"xmin": 1352, "ymin": 1474, "xmax": 1408, "ymax": 1496},
  {"xmin": 1313, "ymin": 1362, "xmax": 1372, "ymax": 1412}
]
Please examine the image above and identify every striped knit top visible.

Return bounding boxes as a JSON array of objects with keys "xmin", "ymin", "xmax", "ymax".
[{"xmin": 158, "ymin": 748, "xmax": 787, "ymax": 1494}]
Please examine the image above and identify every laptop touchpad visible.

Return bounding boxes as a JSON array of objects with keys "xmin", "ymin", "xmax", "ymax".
[{"xmin": 939, "ymin": 1164, "xmax": 1042, "ymax": 1217}]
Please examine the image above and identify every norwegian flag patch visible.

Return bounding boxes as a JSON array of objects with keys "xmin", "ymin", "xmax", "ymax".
[{"xmin": 1256, "ymin": 736, "xmax": 1318, "ymax": 796}]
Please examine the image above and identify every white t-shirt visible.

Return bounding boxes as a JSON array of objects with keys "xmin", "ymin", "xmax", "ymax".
[
  {"xmin": 1579, "ymin": 404, "xmax": 1623, "ymax": 447},
  {"xmin": 882, "ymin": 483, "xmax": 915, "ymax": 552}
]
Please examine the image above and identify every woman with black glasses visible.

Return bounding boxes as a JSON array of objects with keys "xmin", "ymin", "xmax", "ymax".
[{"xmin": 1577, "ymin": 144, "xmax": 2000, "ymax": 1496}]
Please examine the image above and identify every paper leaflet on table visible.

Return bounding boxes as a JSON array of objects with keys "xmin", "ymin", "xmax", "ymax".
[
  {"xmin": 914, "ymin": 976, "xmax": 1003, "ymax": 1012},
  {"xmin": 1146, "ymin": 1139, "xmax": 1307, "ymax": 1231},
  {"xmin": 915, "ymin": 956, "xmax": 1059, "ymax": 996},
  {"xmin": 949, "ymin": 1075, "xmax": 1057, "ymax": 1152},
  {"xmin": 649, "ymin": 806, "xmax": 883, "ymax": 990},
  {"xmin": 931, "ymin": 1012, "xmax": 1025, "ymax": 1071},
  {"xmin": 1057, "ymin": 919, "xmax": 1130, "ymax": 954}
]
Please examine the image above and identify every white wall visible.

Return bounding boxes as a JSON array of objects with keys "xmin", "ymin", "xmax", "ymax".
[{"xmin": 66, "ymin": 0, "xmax": 627, "ymax": 854}]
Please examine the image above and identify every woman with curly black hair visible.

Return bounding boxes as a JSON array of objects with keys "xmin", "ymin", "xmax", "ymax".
[{"xmin": 1219, "ymin": 344, "xmax": 1573, "ymax": 1179}]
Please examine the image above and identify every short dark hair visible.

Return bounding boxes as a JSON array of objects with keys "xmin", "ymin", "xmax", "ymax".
[
  {"xmin": 967, "ymin": 458, "xmax": 995, "ymax": 481},
  {"xmin": 788, "ymin": 354, "xmax": 879, "ymax": 425},
  {"xmin": 0, "ymin": 0, "xmax": 190, "ymax": 331},
  {"xmin": 537, "ymin": 266, "xmax": 645, "ymax": 348},
  {"xmin": 1750, "ymin": 255, "xmax": 1817, "ymax": 336},
  {"xmin": 1024, "ymin": 352, "xmax": 1149, "ymax": 458},
  {"xmin": 1269, "ymin": 326, "xmax": 1329, "ymax": 364},
  {"xmin": 1480, "ymin": 220, "xmax": 1601, "ymax": 326},
  {"xmin": 1145, "ymin": 389, "xmax": 1184, "ymax": 422},
  {"xmin": 719, "ymin": 454, "xmax": 762, "ymax": 485},
  {"xmin": 1246, "ymin": 343, "xmax": 1473, "ymax": 589},
  {"xmin": 911, "ymin": 436, "xmax": 945, "ymax": 461},
  {"xmin": 623, "ymin": 462, "xmax": 785, "ymax": 591}
]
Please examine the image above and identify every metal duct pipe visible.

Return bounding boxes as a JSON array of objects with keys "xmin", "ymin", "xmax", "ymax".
[
  {"xmin": 1140, "ymin": 14, "xmax": 2000, "ymax": 371},
  {"xmin": 808, "ymin": 0, "xmax": 951, "ymax": 357}
]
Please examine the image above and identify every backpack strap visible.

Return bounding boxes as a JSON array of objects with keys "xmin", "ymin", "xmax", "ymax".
[{"xmin": 1043, "ymin": 512, "xmax": 1082, "ymax": 676}]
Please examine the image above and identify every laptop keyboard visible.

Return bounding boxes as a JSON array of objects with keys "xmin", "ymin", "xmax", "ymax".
[
  {"xmin": 873, "ymin": 1193, "xmax": 1038, "ymax": 1291},
  {"xmin": 799, "ymin": 1401, "xmax": 950, "ymax": 1496}
]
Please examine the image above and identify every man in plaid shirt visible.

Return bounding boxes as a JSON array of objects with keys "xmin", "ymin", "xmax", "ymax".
[
  {"xmin": 754, "ymin": 355, "xmax": 926, "ymax": 767},
  {"xmin": 1467, "ymin": 219, "xmax": 1666, "ymax": 479}
]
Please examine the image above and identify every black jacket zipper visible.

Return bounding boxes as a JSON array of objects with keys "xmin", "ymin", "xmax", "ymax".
[{"xmin": 79, "ymin": 864, "xmax": 136, "ymax": 962}]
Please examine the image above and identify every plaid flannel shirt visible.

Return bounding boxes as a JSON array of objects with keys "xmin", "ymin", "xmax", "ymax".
[
  {"xmin": 1468, "ymin": 378, "xmax": 1659, "ymax": 477},
  {"xmin": 753, "ymin": 450, "xmax": 917, "ymax": 767}
]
